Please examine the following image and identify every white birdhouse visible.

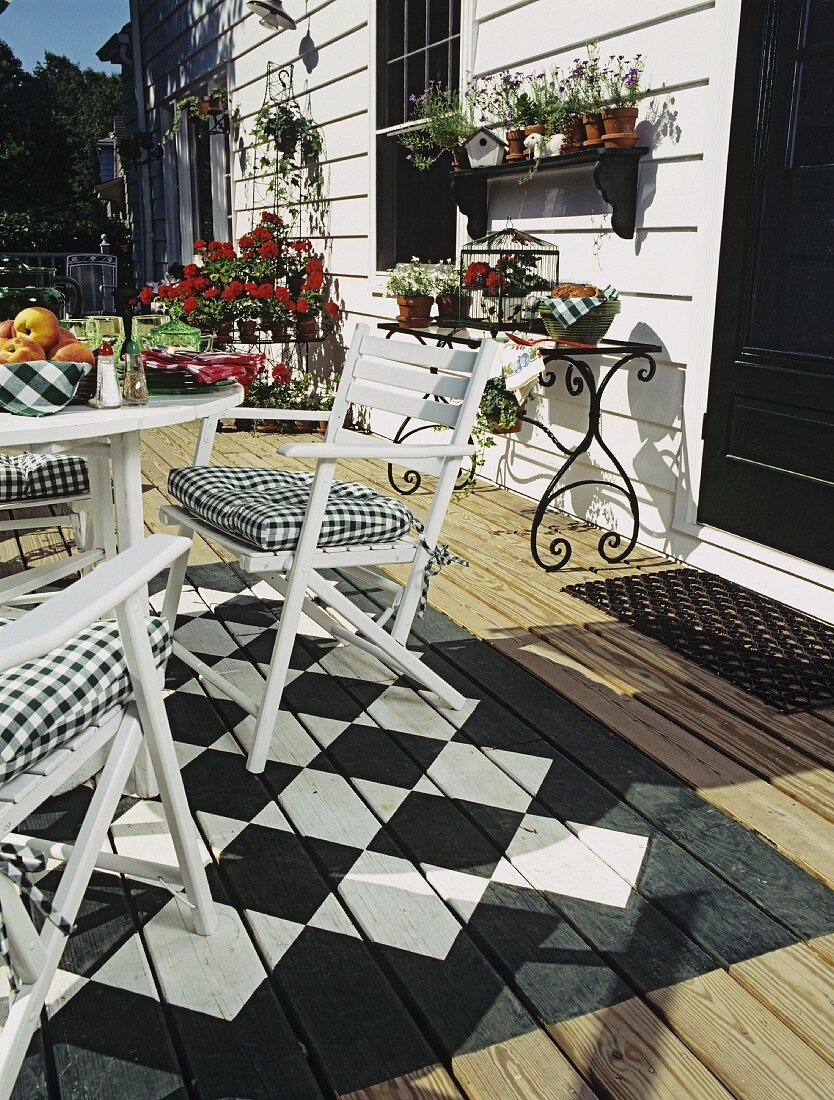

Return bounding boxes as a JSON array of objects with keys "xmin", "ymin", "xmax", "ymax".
[{"xmin": 464, "ymin": 127, "xmax": 506, "ymax": 169}]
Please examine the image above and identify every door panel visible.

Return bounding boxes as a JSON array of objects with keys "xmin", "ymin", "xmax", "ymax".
[{"xmin": 699, "ymin": 0, "xmax": 834, "ymax": 568}]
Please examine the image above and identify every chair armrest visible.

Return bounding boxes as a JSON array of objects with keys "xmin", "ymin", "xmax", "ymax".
[
  {"xmin": 277, "ymin": 442, "xmax": 475, "ymax": 461},
  {"xmin": 0, "ymin": 534, "xmax": 191, "ymax": 672}
]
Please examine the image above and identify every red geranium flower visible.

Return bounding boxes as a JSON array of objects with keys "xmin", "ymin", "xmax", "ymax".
[
  {"xmin": 325, "ymin": 300, "xmax": 340, "ymax": 317},
  {"xmin": 238, "ymin": 235, "xmax": 255, "ymax": 248},
  {"xmin": 182, "ymin": 296, "xmax": 198, "ymax": 313},
  {"xmin": 204, "ymin": 286, "xmax": 220, "ymax": 299},
  {"xmin": 220, "ymin": 287, "xmax": 235, "ymax": 300},
  {"xmin": 262, "ymin": 212, "xmax": 284, "ymax": 226},
  {"xmin": 303, "ymin": 272, "xmax": 323, "ymax": 292},
  {"xmin": 272, "ymin": 362, "xmax": 290, "ymax": 383},
  {"xmin": 208, "ymin": 240, "xmax": 221, "ymax": 250},
  {"xmin": 244, "ymin": 281, "xmax": 259, "ymax": 295},
  {"xmin": 138, "ymin": 286, "xmax": 155, "ymax": 306},
  {"xmin": 251, "ymin": 226, "xmax": 271, "ymax": 241},
  {"xmin": 306, "ymin": 256, "xmax": 324, "ymax": 272},
  {"xmin": 256, "ymin": 283, "xmax": 274, "ymax": 299},
  {"xmin": 296, "ymin": 298, "xmax": 309, "ymax": 314},
  {"xmin": 183, "ymin": 264, "xmax": 199, "ymax": 278},
  {"xmin": 259, "ymin": 241, "xmax": 280, "ymax": 259},
  {"xmin": 194, "ymin": 239, "xmax": 207, "ymax": 250}
]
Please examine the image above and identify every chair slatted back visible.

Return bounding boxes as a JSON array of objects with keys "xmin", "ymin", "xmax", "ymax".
[{"xmin": 323, "ymin": 324, "xmax": 498, "ymax": 641}]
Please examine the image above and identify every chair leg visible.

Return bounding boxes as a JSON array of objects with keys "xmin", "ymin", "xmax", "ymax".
[
  {"xmin": 246, "ymin": 558, "xmax": 314, "ymax": 774},
  {"xmin": 87, "ymin": 453, "xmax": 117, "ymax": 560},
  {"xmin": 161, "ymin": 528, "xmax": 192, "ymax": 633},
  {"xmin": 117, "ymin": 597, "xmax": 217, "ymax": 936}
]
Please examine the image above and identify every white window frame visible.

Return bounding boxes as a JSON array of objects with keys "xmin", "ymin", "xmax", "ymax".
[{"xmin": 368, "ymin": 0, "xmax": 476, "ymax": 291}]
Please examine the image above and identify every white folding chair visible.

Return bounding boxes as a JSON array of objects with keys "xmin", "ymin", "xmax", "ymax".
[
  {"xmin": 160, "ymin": 323, "xmax": 498, "ymax": 773},
  {"xmin": 0, "ymin": 534, "xmax": 216, "ymax": 1099},
  {"xmin": 0, "ymin": 447, "xmax": 117, "ymax": 605}
]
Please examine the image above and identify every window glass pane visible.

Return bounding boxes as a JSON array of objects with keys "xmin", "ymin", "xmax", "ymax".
[
  {"xmin": 193, "ymin": 123, "xmax": 214, "ymax": 243},
  {"xmin": 407, "ymin": 52, "xmax": 428, "ymax": 107},
  {"xmin": 381, "ymin": 0, "xmax": 405, "ymax": 60},
  {"xmin": 407, "ymin": 0, "xmax": 426, "ymax": 54},
  {"xmin": 380, "ymin": 58, "xmax": 405, "ymax": 127},
  {"xmin": 377, "ymin": 135, "xmax": 457, "ymax": 268},
  {"xmin": 451, "ymin": 1, "xmax": 461, "ymax": 36},
  {"xmin": 428, "ymin": 0, "xmax": 450, "ymax": 44},
  {"xmin": 427, "ymin": 41, "xmax": 451, "ymax": 89}
]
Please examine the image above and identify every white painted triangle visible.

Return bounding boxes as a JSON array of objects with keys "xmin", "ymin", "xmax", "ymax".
[
  {"xmin": 353, "ymin": 777, "xmax": 411, "ymax": 822},
  {"xmin": 307, "ymin": 894, "xmax": 360, "ymax": 939},
  {"xmin": 301, "ymin": 715, "xmax": 351, "ymax": 749},
  {"xmin": 112, "ymin": 798, "xmax": 210, "ymax": 868},
  {"xmin": 567, "ymin": 821, "xmax": 649, "ymax": 889},
  {"xmin": 424, "ymin": 865, "xmax": 492, "ymax": 921},
  {"xmin": 245, "ymin": 909, "xmax": 305, "ymax": 965},
  {"xmin": 250, "ymin": 801, "xmax": 293, "ymax": 832},
  {"xmin": 412, "ymin": 774, "xmax": 442, "ymax": 797},
  {"xmin": 208, "ymin": 731, "xmax": 242, "ymax": 755},
  {"xmin": 198, "ymin": 811, "xmax": 250, "ymax": 856},
  {"xmin": 175, "ymin": 741, "xmax": 206, "ymax": 768},
  {"xmin": 486, "ymin": 747, "xmax": 553, "ymax": 798},
  {"xmin": 46, "ymin": 968, "xmax": 88, "ymax": 1016},
  {"xmin": 507, "ymin": 814, "xmax": 637, "ymax": 909},
  {"xmin": 92, "ymin": 934, "xmax": 158, "ymax": 999}
]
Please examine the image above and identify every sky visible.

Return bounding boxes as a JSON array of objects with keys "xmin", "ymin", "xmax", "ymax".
[{"xmin": 0, "ymin": 0, "xmax": 130, "ymax": 72}]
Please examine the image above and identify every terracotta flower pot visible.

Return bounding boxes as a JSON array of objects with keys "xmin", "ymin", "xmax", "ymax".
[
  {"xmin": 238, "ymin": 319, "xmax": 259, "ymax": 342},
  {"xmin": 256, "ymin": 421, "xmax": 278, "ymax": 433},
  {"xmin": 212, "ymin": 321, "xmax": 234, "ymax": 348},
  {"xmin": 562, "ymin": 115, "xmax": 586, "ymax": 153},
  {"xmin": 602, "ymin": 107, "xmax": 639, "ymax": 135},
  {"xmin": 524, "ymin": 123, "xmax": 545, "ymax": 159},
  {"xmin": 396, "ymin": 295, "xmax": 433, "ymax": 329},
  {"xmin": 296, "ymin": 316, "xmax": 318, "ymax": 340},
  {"xmin": 435, "ymin": 294, "xmax": 458, "ymax": 323},
  {"xmin": 488, "ymin": 403, "xmax": 526, "ymax": 435},
  {"xmin": 581, "ymin": 112, "xmax": 605, "ymax": 144},
  {"xmin": 505, "ymin": 128, "xmax": 526, "ymax": 161},
  {"xmin": 602, "ymin": 131, "xmax": 640, "ymax": 149},
  {"xmin": 200, "ymin": 95, "xmax": 224, "ymax": 116},
  {"xmin": 450, "ymin": 144, "xmax": 470, "ymax": 171},
  {"xmin": 269, "ymin": 323, "xmax": 290, "ymax": 341}
]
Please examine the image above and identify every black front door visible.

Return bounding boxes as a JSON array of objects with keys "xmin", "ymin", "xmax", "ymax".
[{"xmin": 699, "ymin": 0, "xmax": 834, "ymax": 568}]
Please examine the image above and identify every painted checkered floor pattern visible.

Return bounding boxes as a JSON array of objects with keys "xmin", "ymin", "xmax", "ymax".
[{"xmin": 19, "ymin": 564, "xmax": 834, "ymax": 1099}]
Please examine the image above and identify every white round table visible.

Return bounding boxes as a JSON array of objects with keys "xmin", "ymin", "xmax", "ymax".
[{"xmin": 0, "ymin": 387, "xmax": 243, "ymax": 556}]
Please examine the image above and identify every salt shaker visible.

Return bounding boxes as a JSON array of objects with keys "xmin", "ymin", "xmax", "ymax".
[
  {"xmin": 91, "ymin": 341, "xmax": 122, "ymax": 408},
  {"xmin": 121, "ymin": 338, "xmax": 148, "ymax": 405}
]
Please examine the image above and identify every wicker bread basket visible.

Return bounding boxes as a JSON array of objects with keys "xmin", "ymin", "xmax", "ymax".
[{"xmin": 539, "ymin": 299, "xmax": 621, "ymax": 345}]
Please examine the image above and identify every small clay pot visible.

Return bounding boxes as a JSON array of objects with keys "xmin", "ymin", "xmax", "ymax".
[
  {"xmin": 435, "ymin": 294, "xmax": 458, "ymax": 323},
  {"xmin": 602, "ymin": 131, "xmax": 640, "ymax": 149},
  {"xmin": 581, "ymin": 112, "xmax": 605, "ymax": 144},
  {"xmin": 488, "ymin": 405, "xmax": 526, "ymax": 435},
  {"xmin": 523, "ymin": 123, "xmax": 545, "ymax": 158},
  {"xmin": 256, "ymin": 420, "xmax": 278, "ymax": 433},
  {"xmin": 296, "ymin": 317, "xmax": 318, "ymax": 340},
  {"xmin": 505, "ymin": 128, "xmax": 526, "ymax": 161},
  {"xmin": 238, "ymin": 319, "xmax": 259, "ymax": 342},
  {"xmin": 562, "ymin": 115, "xmax": 586, "ymax": 153},
  {"xmin": 602, "ymin": 107, "xmax": 639, "ymax": 135},
  {"xmin": 269, "ymin": 323, "xmax": 290, "ymax": 341},
  {"xmin": 213, "ymin": 321, "xmax": 234, "ymax": 348},
  {"xmin": 200, "ymin": 95, "xmax": 224, "ymax": 116},
  {"xmin": 450, "ymin": 144, "xmax": 470, "ymax": 171},
  {"xmin": 396, "ymin": 295, "xmax": 433, "ymax": 329}
]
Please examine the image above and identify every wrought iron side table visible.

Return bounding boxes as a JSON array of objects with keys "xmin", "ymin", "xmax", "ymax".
[{"xmin": 377, "ymin": 322, "xmax": 661, "ymax": 572}]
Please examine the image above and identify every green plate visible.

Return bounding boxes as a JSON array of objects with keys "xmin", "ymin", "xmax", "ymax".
[{"xmin": 144, "ymin": 369, "xmax": 239, "ymax": 395}]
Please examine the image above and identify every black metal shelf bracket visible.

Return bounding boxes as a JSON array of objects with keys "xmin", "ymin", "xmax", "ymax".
[{"xmin": 450, "ymin": 147, "xmax": 649, "ymax": 241}]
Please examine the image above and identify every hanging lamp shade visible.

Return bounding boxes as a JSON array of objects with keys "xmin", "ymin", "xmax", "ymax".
[{"xmin": 246, "ymin": 1, "xmax": 297, "ymax": 31}]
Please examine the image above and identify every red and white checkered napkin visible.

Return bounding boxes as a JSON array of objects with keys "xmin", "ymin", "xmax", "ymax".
[{"xmin": 141, "ymin": 349, "xmax": 265, "ymax": 386}]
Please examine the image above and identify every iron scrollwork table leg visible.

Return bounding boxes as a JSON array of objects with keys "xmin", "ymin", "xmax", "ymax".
[
  {"xmin": 528, "ymin": 350, "xmax": 656, "ymax": 571},
  {"xmin": 382, "ymin": 328, "xmax": 477, "ymax": 495}
]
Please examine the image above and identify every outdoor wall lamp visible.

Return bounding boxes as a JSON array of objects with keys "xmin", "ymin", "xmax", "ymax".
[{"xmin": 247, "ymin": 1, "xmax": 297, "ymax": 31}]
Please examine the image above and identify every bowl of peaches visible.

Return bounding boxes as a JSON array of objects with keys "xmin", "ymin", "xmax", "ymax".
[{"xmin": 0, "ymin": 307, "xmax": 97, "ymax": 409}]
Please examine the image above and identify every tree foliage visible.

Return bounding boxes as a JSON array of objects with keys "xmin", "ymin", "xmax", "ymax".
[{"xmin": 0, "ymin": 41, "xmax": 123, "ymax": 251}]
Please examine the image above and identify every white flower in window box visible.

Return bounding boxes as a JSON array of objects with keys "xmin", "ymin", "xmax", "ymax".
[{"xmin": 464, "ymin": 127, "xmax": 507, "ymax": 169}]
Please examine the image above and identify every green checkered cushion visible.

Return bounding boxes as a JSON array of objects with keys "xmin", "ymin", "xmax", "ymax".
[
  {"xmin": 0, "ymin": 453, "xmax": 89, "ymax": 504},
  {"xmin": 168, "ymin": 466, "xmax": 415, "ymax": 552},
  {"xmin": 0, "ymin": 360, "xmax": 91, "ymax": 417},
  {"xmin": 0, "ymin": 616, "xmax": 171, "ymax": 785}
]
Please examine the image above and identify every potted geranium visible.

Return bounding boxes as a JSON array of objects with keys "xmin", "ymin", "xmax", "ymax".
[
  {"xmin": 398, "ymin": 82, "xmax": 477, "ymax": 170},
  {"xmin": 601, "ymin": 54, "xmax": 644, "ymax": 146},
  {"xmin": 386, "ymin": 258, "xmax": 435, "ymax": 328},
  {"xmin": 432, "ymin": 262, "xmax": 463, "ymax": 323}
]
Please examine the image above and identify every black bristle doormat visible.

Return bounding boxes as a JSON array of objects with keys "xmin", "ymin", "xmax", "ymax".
[{"xmin": 564, "ymin": 568, "xmax": 834, "ymax": 712}]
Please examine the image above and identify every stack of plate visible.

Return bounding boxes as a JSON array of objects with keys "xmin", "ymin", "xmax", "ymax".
[{"xmin": 144, "ymin": 368, "xmax": 238, "ymax": 395}]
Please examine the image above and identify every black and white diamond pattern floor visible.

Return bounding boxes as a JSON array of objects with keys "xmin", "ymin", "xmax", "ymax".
[{"xmin": 18, "ymin": 563, "xmax": 834, "ymax": 1100}]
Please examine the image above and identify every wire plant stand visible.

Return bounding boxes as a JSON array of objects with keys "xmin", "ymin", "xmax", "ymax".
[{"xmin": 378, "ymin": 323, "xmax": 661, "ymax": 570}]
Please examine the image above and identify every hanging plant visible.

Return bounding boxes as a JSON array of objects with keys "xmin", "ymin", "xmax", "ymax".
[
  {"xmin": 251, "ymin": 99, "xmax": 324, "ymax": 206},
  {"xmin": 117, "ymin": 130, "xmax": 159, "ymax": 168},
  {"xmin": 163, "ymin": 89, "xmax": 229, "ymax": 143}
]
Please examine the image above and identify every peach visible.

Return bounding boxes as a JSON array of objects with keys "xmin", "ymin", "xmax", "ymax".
[
  {"xmin": 0, "ymin": 320, "xmax": 14, "ymax": 339},
  {"xmin": 13, "ymin": 306, "xmax": 60, "ymax": 354},
  {"xmin": 50, "ymin": 341, "xmax": 95, "ymax": 367},
  {"xmin": 0, "ymin": 334, "xmax": 46, "ymax": 363},
  {"xmin": 53, "ymin": 327, "xmax": 79, "ymax": 349}
]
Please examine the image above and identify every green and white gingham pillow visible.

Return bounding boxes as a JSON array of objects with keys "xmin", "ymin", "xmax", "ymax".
[
  {"xmin": 0, "ymin": 360, "xmax": 91, "ymax": 417},
  {"xmin": 0, "ymin": 616, "xmax": 172, "ymax": 785}
]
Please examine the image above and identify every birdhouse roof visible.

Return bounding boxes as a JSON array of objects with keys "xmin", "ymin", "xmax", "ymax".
[{"xmin": 466, "ymin": 127, "xmax": 507, "ymax": 147}]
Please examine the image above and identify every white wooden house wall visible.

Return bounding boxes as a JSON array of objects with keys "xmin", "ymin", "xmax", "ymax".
[{"xmin": 124, "ymin": 0, "xmax": 834, "ymax": 620}]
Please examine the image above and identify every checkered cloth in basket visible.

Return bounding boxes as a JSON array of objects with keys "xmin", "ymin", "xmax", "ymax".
[
  {"xmin": 0, "ymin": 360, "xmax": 92, "ymax": 417},
  {"xmin": 529, "ymin": 284, "xmax": 619, "ymax": 328}
]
